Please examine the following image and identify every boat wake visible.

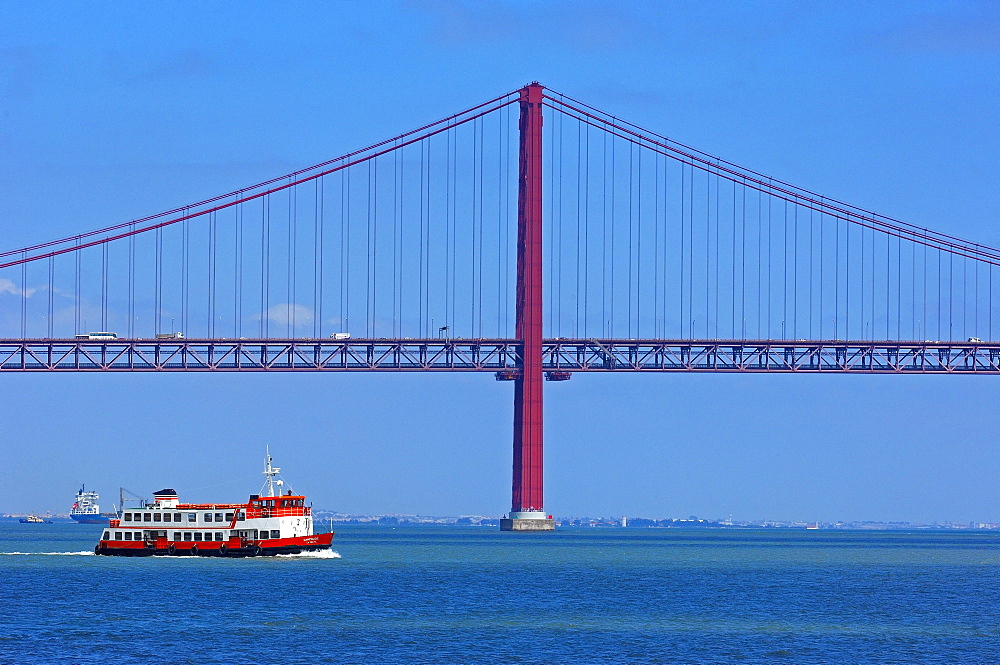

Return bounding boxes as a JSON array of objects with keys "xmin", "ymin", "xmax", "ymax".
[
  {"xmin": 275, "ymin": 549, "xmax": 341, "ymax": 559},
  {"xmin": 1, "ymin": 551, "xmax": 95, "ymax": 556}
]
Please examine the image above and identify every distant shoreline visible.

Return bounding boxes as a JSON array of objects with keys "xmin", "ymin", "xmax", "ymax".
[{"xmin": 3, "ymin": 514, "xmax": 997, "ymax": 531}]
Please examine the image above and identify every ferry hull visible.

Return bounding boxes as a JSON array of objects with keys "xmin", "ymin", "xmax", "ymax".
[{"xmin": 95, "ymin": 532, "xmax": 333, "ymax": 557}]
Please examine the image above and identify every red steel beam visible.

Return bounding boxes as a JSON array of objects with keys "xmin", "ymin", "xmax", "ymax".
[{"xmin": 512, "ymin": 83, "xmax": 544, "ymax": 514}]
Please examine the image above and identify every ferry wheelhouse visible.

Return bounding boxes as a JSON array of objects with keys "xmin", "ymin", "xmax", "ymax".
[{"xmin": 94, "ymin": 453, "xmax": 333, "ymax": 557}]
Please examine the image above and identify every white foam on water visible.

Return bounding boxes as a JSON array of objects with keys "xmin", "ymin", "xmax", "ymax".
[
  {"xmin": 1, "ymin": 551, "xmax": 95, "ymax": 556},
  {"xmin": 275, "ymin": 549, "xmax": 341, "ymax": 559}
]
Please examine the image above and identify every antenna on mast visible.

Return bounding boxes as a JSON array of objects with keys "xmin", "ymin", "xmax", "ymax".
[{"xmin": 261, "ymin": 446, "xmax": 285, "ymax": 497}]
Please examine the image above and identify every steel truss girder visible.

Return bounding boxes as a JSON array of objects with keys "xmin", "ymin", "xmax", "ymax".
[
  {"xmin": 0, "ymin": 339, "xmax": 520, "ymax": 372},
  {"xmin": 542, "ymin": 340, "xmax": 1000, "ymax": 374},
  {"xmin": 2, "ymin": 338, "xmax": 1000, "ymax": 374}
]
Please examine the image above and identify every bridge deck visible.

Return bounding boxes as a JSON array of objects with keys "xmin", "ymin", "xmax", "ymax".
[{"xmin": 1, "ymin": 339, "xmax": 998, "ymax": 374}]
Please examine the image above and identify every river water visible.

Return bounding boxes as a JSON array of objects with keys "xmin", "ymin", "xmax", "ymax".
[{"xmin": 2, "ymin": 523, "xmax": 998, "ymax": 663}]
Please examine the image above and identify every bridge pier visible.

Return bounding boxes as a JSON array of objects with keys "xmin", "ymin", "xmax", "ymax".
[{"xmin": 503, "ymin": 82, "xmax": 554, "ymax": 532}]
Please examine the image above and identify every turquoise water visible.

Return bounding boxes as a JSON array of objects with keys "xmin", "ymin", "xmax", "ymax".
[{"xmin": 2, "ymin": 524, "xmax": 998, "ymax": 663}]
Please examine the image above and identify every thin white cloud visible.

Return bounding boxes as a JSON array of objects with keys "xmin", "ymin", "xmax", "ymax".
[
  {"xmin": 0, "ymin": 278, "xmax": 36, "ymax": 298},
  {"xmin": 253, "ymin": 303, "xmax": 315, "ymax": 327}
]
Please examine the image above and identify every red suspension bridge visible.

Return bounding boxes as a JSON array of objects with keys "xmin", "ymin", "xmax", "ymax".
[{"xmin": 3, "ymin": 83, "xmax": 999, "ymax": 529}]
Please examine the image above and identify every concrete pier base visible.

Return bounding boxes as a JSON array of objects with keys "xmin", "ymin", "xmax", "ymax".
[{"xmin": 500, "ymin": 511, "xmax": 555, "ymax": 532}]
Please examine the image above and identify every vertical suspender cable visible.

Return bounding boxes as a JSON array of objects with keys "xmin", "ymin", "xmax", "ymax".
[
  {"xmin": 845, "ymin": 215, "xmax": 850, "ymax": 339},
  {"xmin": 782, "ymin": 200, "xmax": 788, "ymax": 338},
  {"xmin": 732, "ymin": 177, "xmax": 736, "ymax": 337},
  {"xmin": 637, "ymin": 145, "xmax": 642, "ymax": 338},
  {"xmin": 663, "ymin": 151, "xmax": 670, "ymax": 337},
  {"xmin": 689, "ymin": 166, "xmax": 694, "ymax": 337},
  {"xmin": 627, "ymin": 141, "xmax": 633, "ymax": 338},
  {"xmin": 608, "ymin": 127, "xmax": 617, "ymax": 337},
  {"xmin": 757, "ymin": 190, "xmax": 762, "ymax": 338},
  {"xmin": 445, "ymin": 129, "xmax": 451, "ymax": 334},
  {"xmin": 472, "ymin": 119, "xmax": 478, "ymax": 337},
  {"xmin": 128, "ymin": 225, "xmax": 135, "ymax": 338},
  {"xmin": 603, "ymin": 130, "xmax": 608, "ymax": 336},
  {"xmin": 576, "ymin": 117, "xmax": 582, "ymax": 338},
  {"xmin": 236, "ymin": 199, "xmax": 243, "ymax": 338},
  {"xmin": 48, "ymin": 255, "xmax": 54, "ymax": 338},
  {"xmin": 680, "ymin": 162, "xmax": 685, "ymax": 338},
  {"xmin": 793, "ymin": 200, "xmax": 798, "ymax": 338},
  {"xmin": 345, "ymin": 167, "xmax": 351, "ymax": 334},
  {"xmin": 654, "ymin": 148, "xmax": 659, "ymax": 336},
  {"xmin": 290, "ymin": 181, "xmax": 297, "ymax": 336},
  {"xmin": 20, "ymin": 250, "xmax": 27, "ymax": 337},
  {"xmin": 706, "ymin": 170, "xmax": 711, "ymax": 338},
  {"xmin": 393, "ymin": 143, "xmax": 399, "ymax": 337},
  {"xmin": 872, "ymin": 225, "xmax": 876, "ymax": 340},
  {"xmin": 477, "ymin": 118, "xmax": 483, "ymax": 337},
  {"xmin": 182, "ymin": 214, "xmax": 189, "ymax": 336},
  {"xmin": 101, "ymin": 239, "xmax": 108, "ymax": 331},
  {"xmin": 209, "ymin": 211, "xmax": 216, "ymax": 338},
  {"xmin": 497, "ymin": 107, "xmax": 503, "ymax": 336},
  {"xmin": 393, "ymin": 142, "xmax": 406, "ymax": 336},
  {"xmin": 767, "ymin": 193, "xmax": 772, "ymax": 339},
  {"xmin": 316, "ymin": 176, "xmax": 324, "ymax": 339},
  {"xmin": 265, "ymin": 197, "xmax": 271, "ymax": 338}
]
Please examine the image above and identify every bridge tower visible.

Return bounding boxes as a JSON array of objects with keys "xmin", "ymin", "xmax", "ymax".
[{"xmin": 501, "ymin": 83, "xmax": 554, "ymax": 532}]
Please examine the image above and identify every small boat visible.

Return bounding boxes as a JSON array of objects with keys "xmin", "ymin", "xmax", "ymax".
[
  {"xmin": 19, "ymin": 515, "xmax": 53, "ymax": 524},
  {"xmin": 94, "ymin": 451, "xmax": 333, "ymax": 557},
  {"xmin": 69, "ymin": 485, "xmax": 116, "ymax": 524}
]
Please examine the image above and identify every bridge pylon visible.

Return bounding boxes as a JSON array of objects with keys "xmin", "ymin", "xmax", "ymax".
[{"xmin": 501, "ymin": 82, "xmax": 554, "ymax": 532}]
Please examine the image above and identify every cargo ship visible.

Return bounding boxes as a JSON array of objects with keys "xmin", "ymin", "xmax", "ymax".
[
  {"xmin": 94, "ymin": 452, "xmax": 333, "ymax": 557},
  {"xmin": 70, "ymin": 485, "xmax": 116, "ymax": 524}
]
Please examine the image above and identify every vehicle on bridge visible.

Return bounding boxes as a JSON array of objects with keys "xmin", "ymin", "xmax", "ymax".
[
  {"xmin": 74, "ymin": 332, "xmax": 117, "ymax": 340},
  {"xmin": 94, "ymin": 452, "xmax": 333, "ymax": 557}
]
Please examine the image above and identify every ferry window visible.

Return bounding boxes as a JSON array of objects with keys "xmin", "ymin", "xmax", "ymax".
[
  {"xmin": 252, "ymin": 530, "xmax": 259, "ymax": 539},
  {"xmin": 124, "ymin": 532, "xmax": 132, "ymax": 540},
  {"xmin": 103, "ymin": 531, "xmax": 110, "ymax": 540},
  {"xmin": 193, "ymin": 532, "xmax": 203, "ymax": 542},
  {"xmin": 205, "ymin": 513, "xmax": 213, "ymax": 523},
  {"xmin": 144, "ymin": 513, "xmax": 151, "ymax": 522},
  {"xmin": 123, "ymin": 513, "xmax": 131, "ymax": 521},
  {"xmin": 225, "ymin": 513, "xmax": 234, "ymax": 522},
  {"xmin": 173, "ymin": 532, "xmax": 181, "ymax": 541},
  {"xmin": 173, "ymin": 513, "xmax": 181, "ymax": 522},
  {"xmin": 115, "ymin": 532, "xmax": 122, "ymax": 540},
  {"xmin": 271, "ymin": 530, "xmax": 280, "ymax": 539},
  {"xmin": 215, "ymin": 532, "xmax": 224, "ymax": 541},
  {"xmin": 215, "ymin": 512, "xmax": 223, "ymax": 522},
  {"xmin": 183, "ymin": 532, "xmax": 192, "ymax": 541},
  {"xmin": 187, "ymin": 513, "xmax": 196, "ymax": 522},
  {"xmin": 236, "ymin": 512, "xmax": 245, "ymax": 521},
  {"xmin": 153, "ymin": 513, "xmax": 161, "ymax": 522}
]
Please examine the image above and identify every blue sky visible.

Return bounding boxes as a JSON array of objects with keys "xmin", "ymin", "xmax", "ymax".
[{"xmin": 2, "ymin": 1, "xmax": 998, "ymax": 522}]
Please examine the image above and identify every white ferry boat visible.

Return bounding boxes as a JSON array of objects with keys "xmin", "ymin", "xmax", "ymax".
[{"xmin": 94, "ymin": 453, "xmax": 333, "ymax": 557}]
